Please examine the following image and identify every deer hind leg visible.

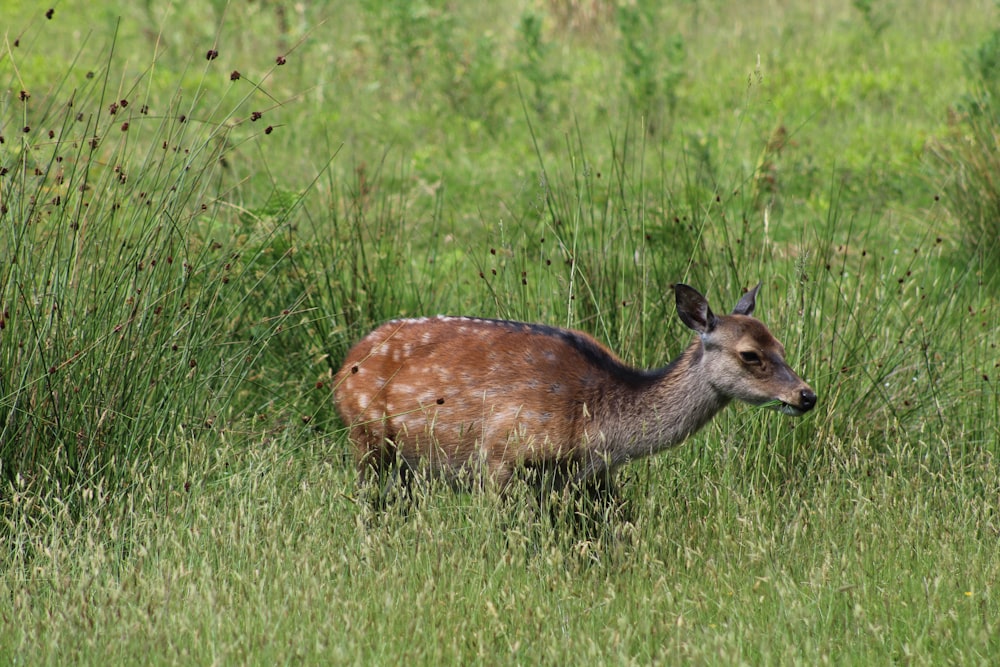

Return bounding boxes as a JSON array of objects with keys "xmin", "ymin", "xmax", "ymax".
[{"xmin": 351, "ymin": 426, "xmax": 413, "ymax": 509}]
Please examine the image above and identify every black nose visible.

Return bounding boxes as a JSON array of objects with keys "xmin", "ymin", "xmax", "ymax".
[{"xmin": 800, "ymin": 389, "xmax": 817, "ymax": 412}]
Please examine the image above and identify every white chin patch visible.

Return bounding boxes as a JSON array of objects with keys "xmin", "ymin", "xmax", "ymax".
[{"xmin": 775, "ymin": 402, "xmax": 805, "ymax": 417}]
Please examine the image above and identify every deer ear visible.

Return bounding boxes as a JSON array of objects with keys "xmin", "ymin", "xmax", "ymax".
[
  {"xmin": 675, "ymin": 284, "xmax": 717, "ymax": 333},
  {"xmin": 732, "ymin": 282, "xmax": 761, "ymax": 316}
]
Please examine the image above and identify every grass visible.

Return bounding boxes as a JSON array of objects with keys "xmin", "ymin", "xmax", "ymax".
[{"xmin": 2, "ymin": 0, "xmax": 1000, "ymax": 664}]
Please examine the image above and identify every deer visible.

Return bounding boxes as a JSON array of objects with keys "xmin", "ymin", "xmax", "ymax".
[{"xmin": 333, "ymin": 283, "xmax": 816, "ymax": 500}]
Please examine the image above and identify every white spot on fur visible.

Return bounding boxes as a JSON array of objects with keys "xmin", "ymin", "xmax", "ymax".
[
  {"xmin": 396, "ymin": 414, "xmax": 424, "ymax": 435},
  {"xmin": 419, "ymin": 390, "xmax": 441, "ymax": 404},
  {"xmin": 391, "ymin": 383, "xmax": 419, "ymax": 397},
  {"xmin": 491, "ymin": 405, "xmax": 523, "ymax": 427}
]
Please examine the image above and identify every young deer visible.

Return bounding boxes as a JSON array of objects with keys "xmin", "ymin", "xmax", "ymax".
[{"xmin": 334, "ymin": 283, "xmax": 816, "ymax": 495}]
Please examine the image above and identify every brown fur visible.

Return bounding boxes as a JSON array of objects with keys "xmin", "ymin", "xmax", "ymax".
[{"xmin": 333, "ymin": 284, "xmax": 816, "ymax": 491}]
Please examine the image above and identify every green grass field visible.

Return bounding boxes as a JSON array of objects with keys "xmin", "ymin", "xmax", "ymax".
[{"xmin": 2, "ymin": 0, "xmax": 999, "ymax": 663}]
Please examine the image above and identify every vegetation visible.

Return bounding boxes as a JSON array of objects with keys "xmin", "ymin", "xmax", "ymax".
[{"xmin": 1, "ymin": 0, "xmax": 998, "ymax": 663}]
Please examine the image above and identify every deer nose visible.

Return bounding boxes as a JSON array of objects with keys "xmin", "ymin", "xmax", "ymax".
[{"xmin": 799, "ymin": 389, "xmax": 817, "ymax": 412}]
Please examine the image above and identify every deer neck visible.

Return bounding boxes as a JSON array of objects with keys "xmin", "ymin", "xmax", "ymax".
[{"xmin": 599, "ymin": 338, "xmax": 731, "ymax": 464}]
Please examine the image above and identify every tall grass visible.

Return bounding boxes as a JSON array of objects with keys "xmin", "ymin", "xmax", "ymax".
[
  {"xmin": 930, "ymin": 96, "xmax": 1000, "ymax": 278},
  {"xmin": 0, "ymin": 19, "xmax": 301, "ymax": 522},
  {"xmin": 2, "ymin": 1, "xmax": 999, "ymax": 664}
]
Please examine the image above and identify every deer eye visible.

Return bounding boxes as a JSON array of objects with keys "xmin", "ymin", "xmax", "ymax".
[{"xmin": 739, "ymin": 350, "xmax": 761, "ymax": 364}]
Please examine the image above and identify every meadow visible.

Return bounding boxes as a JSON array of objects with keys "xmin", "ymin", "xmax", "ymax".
[{"xmin": 2, "ymin": 0, "xmax": 999, "ymax": 663}]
